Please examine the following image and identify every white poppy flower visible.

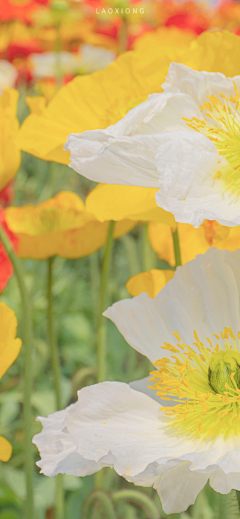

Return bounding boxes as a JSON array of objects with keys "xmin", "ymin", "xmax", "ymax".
[
  {"xmin": 64, "ymin": 63, "xmax": 240, "ymax": 228},
  {"xmin": 0, "ymin": 60, "xmax": 18, "ymax": 95},
  {"xmin": 30, "ymin": 45, "xmax": 115, "ymax": 79},
  {"xmin": 34, "ymin": 248, "xmax": 240, "ymax": 513}
]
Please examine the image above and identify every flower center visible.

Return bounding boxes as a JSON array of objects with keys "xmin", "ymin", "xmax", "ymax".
[
  {"xmin": 150, "ymin": 327, "xmax": 240, "ymax": 439},
  {"xmin": 183, "ymin": 84, "xmax": 240, "ymax": 194},
  {"xmin": 208, "ymin": 350, "xmax": 240, "ymax": 394}
]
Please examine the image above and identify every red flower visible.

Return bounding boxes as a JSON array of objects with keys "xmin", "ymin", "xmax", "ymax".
[
  {"xmin": 0, "ymin": 206, "xmax": 18, "ymax": 294},
  {"xmin": 0, "ymin": 182, "xmax": 15, "ymax": 207},
  {"xmin": 0, "ymin": 0, "xmax": 49, "ymax": 24}
]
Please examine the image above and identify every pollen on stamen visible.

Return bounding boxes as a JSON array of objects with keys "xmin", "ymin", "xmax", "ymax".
[
  {"xmin": 183, "ymin": 86, "xmax": 240, "ymax": 195},
  {"xmin": 150, "ymin": 327, "xmax": 240, "ymax": 440}
]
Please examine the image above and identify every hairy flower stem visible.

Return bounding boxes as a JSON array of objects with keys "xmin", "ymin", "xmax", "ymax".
[
  {"xmin": 83, "ymin": 491, "xmax": 117, "ymax": 519},
  {"xmin": 112, "ymin": 490, "xmax": 160, "ymax": 519},
  {"xmin": 47, "ymin": 257, "xmax": 64, "ymax": 519},
  {"xmin": 0, "ymin": 226, "xmax": 34, "ymax": 518},
  {"xmin": 172, "ymin": 226, "xmax": 182, "ymax": 267}
]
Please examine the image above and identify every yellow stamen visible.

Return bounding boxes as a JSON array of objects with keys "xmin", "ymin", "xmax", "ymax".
[{"xmin": 150, "ymin": 327, "xmax": 240, "ymax": 440}]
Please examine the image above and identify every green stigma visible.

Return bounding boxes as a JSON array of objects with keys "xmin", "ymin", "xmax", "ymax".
[{"xmin": 208, "ymin": 350, "xmax": 240, "ymax": 394}]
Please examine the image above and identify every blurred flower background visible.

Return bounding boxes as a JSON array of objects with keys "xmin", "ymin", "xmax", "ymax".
[{"xmin": 2, "ymin": 0, "xmax": 240, "ymax": 518}]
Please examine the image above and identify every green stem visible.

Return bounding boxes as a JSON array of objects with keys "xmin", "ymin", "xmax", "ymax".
[
  {"xmin": 142, "ymin": 223, "xmax": 155, "ymax": 271},
  {"xmin": 172, "ymin": 226, "xmax": 182, "ymax": 268},
  {"xmin": 83, "ymin": 491, "xmax": 117, "ymax": 519},
  {"xmin": 97, "ymin": 221, "xmax": 115, "ymax": 383},
  {"xmin": 0, "ymin": 226, "xmax": 34, "ymax": 518},
  {"xmin": 95, "ymin": 221, "xmax": 115, "ymax": 491},
  {"xmin": 47, "ymin": 257, "xmax": 61, "ymax": 410},
  {"xmin": 112, "ymin": 490, "xmax": 160, "ymax": 519},
  {"xmin": 47, "ymin": 257, "xmax": 64, "ymax": 519}
]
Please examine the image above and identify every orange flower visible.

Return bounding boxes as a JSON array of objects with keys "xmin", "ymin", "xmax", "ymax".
[
  {"xmin": 148, "ymin": 220, "xmax": 240, "ymax": 267},
  {"xmin": 4, "ymin": 191, "xmax": 136, "ymax": 259}
]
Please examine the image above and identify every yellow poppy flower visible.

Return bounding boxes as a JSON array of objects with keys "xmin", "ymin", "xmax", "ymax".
[
  {"xmin": 0, "ymin": 89, "xmax": 20, "ymax": 192},
  {"xmin": 126, "ymin": 268, "xmax": 174, "ymax": 298},
  {"xmin": 0, "ymin": 302, "xmax": 22, "ymax": 462},
  {"xmin": 148, "ymin": 220, "xmax": 240, "ymax": 267},
  {"xmin": 85, "ymin": 184, "xmax": 176, "ymax": 226},
  {"xmin": 4, "ymin": 191, "xmax": 136, "ymax": 260},
  {"xmin": 17, "ymin": 27, "xmax": 194, "ymax": 164},
  {"xmin": 18, "ymin": 30, "xmax": 240, "ymax": 165},
  {"xmin": 133, "ymin": 26, "xmax": 195, "ymax": 53}
]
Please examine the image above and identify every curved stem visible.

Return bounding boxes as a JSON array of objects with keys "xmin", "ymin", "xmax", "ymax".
[
  {"xmin": 172, "ymin": 226, "xmax": 182, "ymax": 267},
  {"xmin": 0, "ymin": 225, "xmax": 34, "ymax": 518},
  {"xmin": 97, "ymin": 221, "xmax": 115, "ymax": 383},
  {"xmin": 83, "ymin": 491, "xmax": 117, "ymax": 519},
  {"xmin": 47, "ymin": 257, "xmax": 64, "ymax": 519},
  {"xmin": 112, "ymin": 489, "xmax": 160, "ymax": 519}
]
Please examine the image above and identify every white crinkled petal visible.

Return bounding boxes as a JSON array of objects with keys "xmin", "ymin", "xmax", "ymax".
[
  {"xmin": 162, "ymin": 63, "xmax": 240, "ymax": 106},
  {"xmin": 155, "ymin": 462, "xmax": 209, "ymax": 514},
  {"xmin": 153, "ymin": 129, "xmax": 239, "ymax": 228},
  {"xmin": 34, "ymin": 380, "xmax": 240, "ymax": 513},
  {"xmin": 104, "ymin": 248, "xmax": 240, "ymax": 364},
  {"xmin": 209, "ymin": 469, "xmax": 240, "ymax": 494},
  {"xmin": 64, "ymin": 92, "xmax": 201, "ymax": 186}
]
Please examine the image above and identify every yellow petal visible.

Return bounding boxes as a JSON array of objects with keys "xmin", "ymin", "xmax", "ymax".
[
  {"xmin": 183, "ymin": 30, "xmax": 240, "ymax": 75},
  {"xmin": 0, "ymin": 436, "xmax": 12, "ymax": 462},
  {"xmin": 148, "ymin": 220, "xmax": 240, "ymax": 266},
  {"xmin": 85, "ymin": 184, "xmax": 176, "ymax": 226},
  {"xmin": 17, "ymin": 42, "xmax": 183, "ymax": 163},
  {"xmin": 0, "ymin": 302, "xmax": 22, "ymax": 380},
  {"xmin": 18, "ymin": 30, "xmax": 240, "ymax": 165},
  {"xmin": 26, "ymin": 96, "xmax": 47, "ymax": 115},
  {"xmin": 126, "ymin": 269, "xmax": 175, "ymax": 298},
  {"xmin": 5, "ymin": 191, "xmax": 135, "ymax": 259},
  {"xmin": 133, "ymin": 27, "xmax": 195, "ymax": 53},
  {"xmin": 0, "ymin": 88, "xmax": 20, "ymax": 191}
]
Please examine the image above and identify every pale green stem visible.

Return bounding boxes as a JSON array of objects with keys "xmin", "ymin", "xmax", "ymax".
[
  {"xmin": 142, "ymin": 223, "xmax": 155, "ymax": 271},
  {"xmin": 0, "ymin": 226, "xmax": 34, "ymax": 519},
  {"xmin": 95, "ymin": 221, "xmax": 115, "ymax": 490},
  {"xmin": 172, "ymin": 226, "xmax": 182, "ymax": 267},
  {"xmin": 47, "ymin": 257, "xmax": 64, "ymax": 519},
  {"xmin": 97, "ymin": 221, "xmax": 115, "ymax": 383},
  {"xmin": 89, "ymin": 252, "xmax": 100, "ymax": 329},
  {"xmin": 112, "ymin": 489, "xmax": 160, "ymax": 519},
  {"xmin": 83, "ymin": 491, "xmax": 117, "ymax": 519}
]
